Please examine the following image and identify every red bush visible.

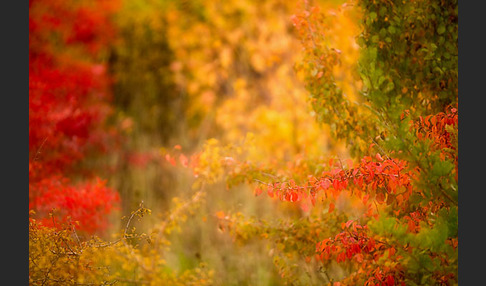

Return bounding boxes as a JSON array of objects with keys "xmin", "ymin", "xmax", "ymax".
[{"xmin": 29, "ymin": 0, "xmax": 121, "ymax": 234}]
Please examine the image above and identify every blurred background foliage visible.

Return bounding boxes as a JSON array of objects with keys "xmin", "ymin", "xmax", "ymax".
[
  {"xmin": 101, "ymin": 0, "xmax": 358, "ymax": 284},
  {"xmin": 106, "ymin": 0, "xmax": 356, "ymax": 209}
]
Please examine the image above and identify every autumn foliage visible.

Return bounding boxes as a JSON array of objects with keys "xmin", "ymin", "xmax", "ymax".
[
  {"xmin": 29, "ymin": 0, "xmax": 458, "ymax": 285},
  {"xmin": 178, "ymin": 104, "xmax": 458, "ymax": 285},
  {"xmin": 29, "ymin": 0, "xmax": 120, "ymax": 233},
  {"xmin": 184, "ymin": 0, "xmax": 457, "ymax": 284}
]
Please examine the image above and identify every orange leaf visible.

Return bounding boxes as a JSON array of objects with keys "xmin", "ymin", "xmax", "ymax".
[{"xmin": 215, "ymin": 211, "xmax": 225, "ymax": 219}]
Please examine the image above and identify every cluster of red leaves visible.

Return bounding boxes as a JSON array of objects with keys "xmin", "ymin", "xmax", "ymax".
[
  {"xmin": 403, "ymin": 200, "xmax": 447, "ymax": 233},
  {"xmin": 411, "ymin": 105, "xmax": 458, "ymax": 180},
  {"xmin": 260, "ymin": 155, "xmax": 416, "ymax": 218},
  {"xmin": 410, "ymin": 105, "xmax": 457, "ymax": 153},
  {"xmin": 252, "ymin": 107, "xmax": 458, "ymax": 284},
  {"xmin": 257, "ymin": 105, "xmax": 458, "ymax": 211},
  {"xmin": 29, "ymin": 0, "xmax": 120, "ymax": 56},
  {"xmin": 127, "ymin": 151, "xmax": 159, "ymax": 169},
  {"xmin": 164, "ymin": 146, "xmax": 191, "ymax": 168},
  {"xmin": 29, "ymin": 0, "xmax": 121, "ymax": 234},
  {"xmin": 316, "ymin": 221, "xmax": 405, "ymax": 286},
  {"xmin": 162, "ymin": 145, "xmax": 202, "ymax": 175},
  {"xmin": 29, "ymin": 55, "xmax": 114, "ymax": 177},
  {"xmin": 29, "ymin": 176, "xmax": 119, "ymax": 234}
]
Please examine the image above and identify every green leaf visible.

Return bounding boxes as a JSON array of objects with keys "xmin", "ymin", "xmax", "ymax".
[
  {"xmin": 379, "ymin": 6, "xmax": 387, "ymax": 17},
  {"xmin": 384, "ymin": 80, "xmax": 395, "ymax": 93},
  {"xmin": 370, "ymin": 12, "xmax": 377, "ymax": 21},
  {"xmin": 437, "ymin": 25, "xmax": 446, "ymax": 34},
  {"xmin": 432, "ymin": 160, "xmax": 454, "ymax": 177}
]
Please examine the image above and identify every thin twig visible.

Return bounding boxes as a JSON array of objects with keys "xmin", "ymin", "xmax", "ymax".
[
  {"xmin": 253, "ymin": 179, "xmax": 272, "ymax": 186},
  {"xmin": 71, "ymin": 223, "xmax": 82, "ymax": 248},
  {"xmin": 33, "ymin": 136, "xmax": 48, "ymax": 161}
]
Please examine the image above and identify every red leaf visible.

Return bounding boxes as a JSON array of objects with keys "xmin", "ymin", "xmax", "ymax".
[
  {"xmin": 290, "ymin": 192, "xmax": 299, "ymax": 202},
  {"xmin": 375, "ymin": 153, "xmax": 384, "ymax": 162},
  {"xmin": 179, "ymin": 154, "xmax": 188, "ymax": 167},
  {"xmin": 267, "ymin": 186, "xmax": 275, "ymax": 198},
  {"xmin": 285, "ymin": 192, "xmax": 291, "ymax": 201},
  {"xmin": 328, "ymin": 202, "xmax": 335, "ymax": 213},
  {"xmin": 254, "ymin": 187, "xmax": 263, "ymax": 196},
  {"xmin": 337, "ymin": 252, "xmax": 346, "ymax": 263},
  {"xmin": 310, "ymin": 194, "xmax": 316, "ymax": 206},
  {"xmin": 320, "ymin": 179, "xmax": 331, "ymax": 189},
  {"xmin": 345, "ymin": 220, "xmax": 354, "ymax": 229},
  {"xmin": 331, "ymin": 168, "xmax": 342, "ymax": 176},
  {"xmin": 332, "ymin": 179, "xmax": 340, "ymax": 190},
  {"xmin": 341, "ymin": 179, "xmax": 348, "ymax": 189},
  {"xmin": 165, "ymin": 154, "xmax": 176, "ymax": 166},
  {"xmin": 376, "ymin": 192, "xmax": 385, "ymax": 204},
  {"xmin": 362, "ymin": 194, "xmax": 370, "ymax": 205},
  {"xmin": 386, "ymin": 275, "xmax": 395, "ymax": 286}
]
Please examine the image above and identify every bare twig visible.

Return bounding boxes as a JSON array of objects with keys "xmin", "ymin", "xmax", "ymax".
[
  {"xmin": 71, "ymin": 223, "xmax": 82, "ymax": 248},
  {"xmin": 33, "ymin": 136, "xmax": 48, "ymax": 161}
]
